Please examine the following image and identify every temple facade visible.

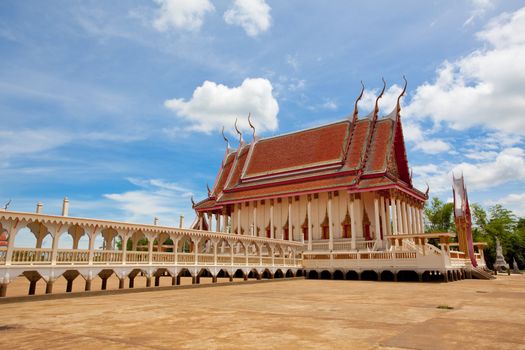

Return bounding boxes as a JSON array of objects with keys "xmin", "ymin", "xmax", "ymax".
[
  {"xmin": 193, "ymin": 80, "xmax": 489, "ymax": 281},
  {"xmin": 194, "ymin": 81, "xmax": 425, "ymax": 251}
]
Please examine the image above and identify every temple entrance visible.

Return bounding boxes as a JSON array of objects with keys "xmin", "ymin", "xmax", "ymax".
[
  {"xmin": 341, "ymin": 210, "xmax": 352, "ymax": 239},
  {"xmin": 320, "ymin": 211, "xmax": 329, "ymax": 240}
]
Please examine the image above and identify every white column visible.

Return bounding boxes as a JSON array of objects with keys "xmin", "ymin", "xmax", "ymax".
[
  {"xmin": 411, "ymin": 206, "xmax": 417, "ymax": 234},
  {"xmin": 328, "ymin": 193, "xmax": 333, "ymax": 250},
  {"xmin": 396, "ymin": 199, "xmax": 403, "ymax": 234},
  {"xmin": 148, "ymin": 238, "xmax": 154, "ymax": 265},
  {"xmin": 270, "ymin": 200, "xmax": 274, "ymax": 239},
  {"xmin": 405, "ymin": 203, "xmax": 413, "ymax": 235},
  {"xmin": 288, "ymin": 198, "xmax": 292, "ymax": 241},
  {"xmin": 198, "ymin": 214, "xmax": 203, "ymax": 230},
  {"xmin": 307, "ymin": 197, "xmax": 312, "ymax": 251},
  {"xmin": 207, "ymin": 213, "xmax": 213, "ymax": 231},
  {"xmin": 383, "ymin": 197, "xmax": 390, "ymax": 236},
  {"xmin": 350, "ymin": 197, "xmax": 357, "ymax": 250},
  {"xmin": 374, "ymin": 197, "xmax": 381, "ymax": 248},
  {"xmin": 391, "ymin": 198, "xmax": 398, "ymax": 235},
  {"xmin": 237, "ymin": 204, "xmax": 242, "ymax": 234},
  {"xmin": 253, "ymin": 202, "xmax": 257, "ymax": 237},
  {"xmin": 216, "ymin": 214, "xmax": 220, "ymax": 233},
  {"xmin": 380, "ymin": 196, "xmax": 387, "ymax": 242},
  {"xmin": 420, "ymin": 208, "xmax": 425, "ymax": 233},
  {"xmin": 402, "ymin": 201, "xmax": 408, "ymax": 235},
  {"xmin": 222, "ymin": 211, "xmax": 228, "ymax": 233}
]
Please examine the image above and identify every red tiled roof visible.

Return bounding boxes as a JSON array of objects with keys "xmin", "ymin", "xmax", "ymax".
[
  {"xmin": 244, "ymin": 121, "xmax": 350, "ymax": 178},
  {"xmin": 344, "ymin": 119, "xmax": 370, "ymax": 169},
  {"xmin": 194, "ymin": 198, "xmax": 221, "ymax": 210},
  {"xmin": 212, "ymin": 152, "xmax": 236, "ymax": 196},
  {"xmin": 224, "ymin": 145, "xmax": 250, "ymax": 190},
  {"xmin": 365, "ymin": 119, "xmax": 394, "ymax": 173},
  {"xmin": 219, "ymin": 175, "xmax": 357, "ymax": 202}
]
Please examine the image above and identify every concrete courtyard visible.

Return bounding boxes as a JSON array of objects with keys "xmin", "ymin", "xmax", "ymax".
[{"xmin": 0, "ymin": 275, "xmax": 524, "ymax": 349}]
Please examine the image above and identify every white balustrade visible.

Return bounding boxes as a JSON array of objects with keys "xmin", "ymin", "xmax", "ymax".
[{"xmin": 11, "ymin": 248, "xmax": 53, "ymax": 265}]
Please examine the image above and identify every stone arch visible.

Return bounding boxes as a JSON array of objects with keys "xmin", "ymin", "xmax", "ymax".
[
  {"xmin": 397, "ymin": 270, "xmax": 419, "ymax": 282},
  {"xmin": 320, "ymin": 270, "xmax": 332, "ymax": 280},
  {"xmin": 177, "ymin": 235, "xmax": 194, "ymax": 253},
  {"xmin": 217, "ymin": 269, "xmax": 231, "ymax": 279},
  {"xmin": 274, "ymin": 269, "xmax": 284, "ymax": 279},
  {"xmin": 307, "ymin": 270, "xmax": 319, "ymax": 279},
  {"xmin": 333, "ymin": 270, "xmax": 344, "ymax": 280},
  {"xmin": 361, "ymin": 270, "xmax": 378, "ymax": 281},
  {"xmin": 346, "ymin": 270, "xmax": 359, "ymax": 280},
  {"xmin": 380, "ymin": 270, "xmax": 395, "ymax": 282},
  {"xmin": 296, "ymin": 269, "xmax": 304, "ymax": 277},
  {"xmin": 233, "ymin": 269, "xmax": 245, "ymax": 279},
  {"xmin": 285, "ymin": 269, "xmax": 294, "ymax": 278},
  {"xmin": 21, "ymin": 222, "xmax": 51, "ymax": 248},
  {"xmin": 248, "ymin": 269, "xmax": 260, "ymax": 279},
  {"xmin": 262, "ymin": 268, "xmax": 273, "ymax": 279}
]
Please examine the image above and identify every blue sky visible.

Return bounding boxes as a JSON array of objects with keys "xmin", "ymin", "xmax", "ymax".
[{"xmin": 1, "ymin": 0, "xmax": 525, "ymax": 229}]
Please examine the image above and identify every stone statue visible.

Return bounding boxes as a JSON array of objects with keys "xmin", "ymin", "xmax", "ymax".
[
  {"xmin": 493, "ymin": 237, "xmax": 509, "ymax": 273},
  {"xmin": 512, "ymin": 258, "xmax": 521, "ymax": 274}
]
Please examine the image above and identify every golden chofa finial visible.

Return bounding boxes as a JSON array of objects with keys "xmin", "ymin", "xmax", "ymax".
[
  {"xmin": 373, "ymin": 77, "xmax": 386, "ymax": 118},
  {"xmin": 247, "ymin": 113, "xmax": 256, "ymax": 141},
  {"xmin": 352, "ymin": 81, "xmax": 364, "ymax": 123},
  {"xmin": 234, "ymin": 118, "xmax": 243, "ymax": 144},
  {"xmin": 396, "ymin": 75, "xmax": 407, "ymax": 112}
]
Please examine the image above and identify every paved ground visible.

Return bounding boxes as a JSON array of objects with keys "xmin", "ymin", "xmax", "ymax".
[{"xmin": 1, "ymin": 275, "xmax": 524, "ymax": 349}]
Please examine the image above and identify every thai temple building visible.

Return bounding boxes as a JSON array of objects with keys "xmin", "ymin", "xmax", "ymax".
[
  {"xmin": 0, "ymin": 79, "xmax": 492, "ymax": 299},
  {"xmin": 193, "ymin": 79, "xmax": 490, "ymax": 281}
]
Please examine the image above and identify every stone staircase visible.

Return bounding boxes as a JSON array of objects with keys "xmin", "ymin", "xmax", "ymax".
[{"xmin": 471, "ymin": 266, "xmax": 496, "ymax": 280}]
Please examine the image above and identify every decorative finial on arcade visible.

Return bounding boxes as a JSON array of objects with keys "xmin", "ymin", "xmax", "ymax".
[
  {"xmin": 234, "ymin": 118, "xmax": 243, "ymax": 144},
  {"xmin": 221, "ymin": 126, "xmax": 230, "ymax": 148},
  {"xmin": 3, "ymin": 199, "xmax": 11, "ymax": 210},
  {"xmin": 248, "ymin": 113, "xmax": 256, "ymax": 141},
  {"xmin": 191, "ymin": 196, "xmax": 196, "ymax": 208},
  {"xmin": 352, "ymin": 81, "xmax": 365, "ymax": 123},
  {"xmin": 425, "ymin": 182, "xmax": 430, "ymax": 197},
  {"xmin": 396, "ymin": 75, "xmax": 407, "ymax": 112},
  {"xmin": 373, "ymin": 77, "xmax": 386, "ymax": 118},
  {"xmin": 206, "ymin": 183, "xmax": 212, "ymax": 197}
]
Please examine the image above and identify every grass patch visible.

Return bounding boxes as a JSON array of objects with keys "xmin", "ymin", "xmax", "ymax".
[{"xmin": 437, "ymin": 305, "xmax": 454, "ymax": 310}]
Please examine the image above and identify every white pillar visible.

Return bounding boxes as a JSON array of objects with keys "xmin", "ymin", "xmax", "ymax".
[
  {"xmin": 380, "ymin": 197, "xmax": 388, "ymax": 239},
  {"xmin": 374, "ymin": 197, "xmax": 381, "ymax": 248},
  {"xmin": 392, "ymin": 198, "xmax": 398, "ymax": 235},
  {"xmin": 62, "ymin": 197, "xmax": 69, "ymax": 217},
  {"xmin": 307, "ymin": 197, "xmax": 312, "ymax": 251},
  {"xmin": 222, "ymin": 211, "xmax": 228, "ymax": 233},
  {"xmin": 237, "ymin": 204, "xmax": 242, "ymax": 235},
  {"xmin": 288, "ymin": 199, "xmax": 292, "ymax": 241},
  {"xmin": 406, "ymin": 204, "xmax": 412, "ymax": 235},
  {"xmin": 328, "ymin": 194, "xmax": 333, "ymax": 250},
  {"xmin": 396, "ymin": 199, "xmax": 402, "ymax": 234},
  {"xmin": 253, "ymin": 202, "xmax": 257, "ymax": 237},
  {"xmin": 420, "ymin": 208, "xmax": 425, "ymax": 233},
  {"xmin": 198, "ymin": 214, "xmax": 203, "ymax": 230},
  {"xmin": 216, "ymin": 214, "xmax": 220, "ymax": 233},
  {"xmin": 384, "ymin": 198, "xmax": 392, "ymax": 235},
  {"xmin": 179, "ymin": 215, "xmax": 185, "ymax": 229},
  {"xmin": 350, "ymin": 198, "xmax": 357, "ymax": 250},
  {"xmin": 411, "ymin": 206, "xmax": 417, "ymax": 234},
  {"xmin": 36, "ymin": 202, "xmax": 43, "ymax": 214},
  {"xmin": 401, "ymin": 201, "xmax": 408, "ymax": 235},
  {"xmin": 270, "ymin": 200, "xmax": 274, "ymax": 239}
]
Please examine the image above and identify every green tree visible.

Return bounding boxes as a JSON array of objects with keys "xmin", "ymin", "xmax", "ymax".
[
  {"xmin": 424, "ymin": 197, "xmax": 455, "ymax": 233},
  {"xmin": 471, "ymin": 204, "xmax": 520, "ymax": 269}
]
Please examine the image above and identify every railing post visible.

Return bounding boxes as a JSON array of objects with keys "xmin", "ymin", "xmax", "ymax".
[
  {"xmin": 213, "ymin": 240, "xmax": 217, "ymax": 266},
  {"xmin": 148, "ymin": 239, "xmax": 154, "ymax": 265}
]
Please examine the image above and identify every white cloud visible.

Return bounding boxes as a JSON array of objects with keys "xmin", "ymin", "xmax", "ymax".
[
  {"xmin": 405, "ymin": 6, "xmax": 525, "ymax": 135},
  {"xmin": 0, "ymin": 129, "xmax": 71, "ymax": 160},
  {"xmin": 104, "ymin": 178, "xmax": 195, "ymax": 225},
  {"xmin": 414, "ymin": 147, "xmax": 525, "ymax": 194},
  {"xmin": 487, "ymin": 193, "xmax": 525, "ymax": 216},
  {"xmin": 164, "ymin": 78, "xmax": 279, "ymax": 135},
  {"xmin": 153, "ymin": 0, "xmax": 215, "ymax": 32},
  {"xmin": 464, "ymin": 0, "xmax": 495, "ymax": 25},
  {"xmin": 414, "ymin": 139, "xmax": 452, "ymax": 155},
  {"xmin": 321, "ymin": 99, "xmax": 337, "ymax": 110},
  {"xmin": 224, "ymin": 0, "xmax": 271, "ymax": 37}
]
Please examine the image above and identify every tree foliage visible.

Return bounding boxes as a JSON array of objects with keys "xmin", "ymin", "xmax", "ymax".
[
  {"xmin": 424, "ymin": 198, "xmax": 524, "ymax": 270},
  {"xmin": 424, "ymin": 197, "xmax": 455, "ymax": 233}
]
